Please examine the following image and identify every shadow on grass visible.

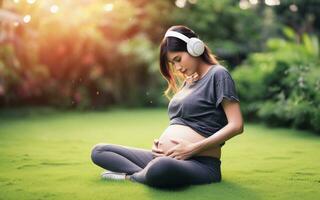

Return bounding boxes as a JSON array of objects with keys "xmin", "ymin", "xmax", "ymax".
[{"xmin": 145, "ymin": 180, "xmax": 261, "ymax": 199}]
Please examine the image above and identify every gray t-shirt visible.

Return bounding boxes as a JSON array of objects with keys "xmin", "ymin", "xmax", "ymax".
[{"xmin": 167, "ymin": 65, "xmax": 240, "ymax": 147}]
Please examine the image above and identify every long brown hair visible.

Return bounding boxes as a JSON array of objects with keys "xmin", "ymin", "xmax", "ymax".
[{"xmin": 159, "ymin": 25, "xmax": 219, "ymax": 100}]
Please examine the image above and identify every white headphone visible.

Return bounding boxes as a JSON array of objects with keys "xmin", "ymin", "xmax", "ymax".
[{"xmin": 164, "ymin": 30, "xmax": 205, "ymax": 57}]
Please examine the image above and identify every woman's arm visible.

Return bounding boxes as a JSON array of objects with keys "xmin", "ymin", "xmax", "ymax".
[{"xmin": 192, "ymin": 99, "xmax": 244, "ymax": 153}]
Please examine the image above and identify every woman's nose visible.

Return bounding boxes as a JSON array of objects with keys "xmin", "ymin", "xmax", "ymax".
[{"xmin": 174, "ymin": 63, "xmax": 182, "ymax": 70}]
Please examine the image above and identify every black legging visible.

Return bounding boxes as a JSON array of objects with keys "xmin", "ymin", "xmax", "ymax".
[{"xmin": 90, "ymin": 143, "xmax": 222, "ymax": 188}]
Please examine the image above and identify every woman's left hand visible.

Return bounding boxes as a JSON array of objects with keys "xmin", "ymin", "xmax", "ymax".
[{"xmin": 165, "ymin": 138, "xmax": 200, "ymax": 160}]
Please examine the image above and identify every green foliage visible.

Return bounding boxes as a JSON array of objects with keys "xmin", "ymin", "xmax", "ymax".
[
  {"xmin": 274, "ymin": 0, "xmax": 320, "ymax": 36},
  {"xmin": 0, "ymin": 1, "xmax": 173, "ymax": 108},
  {"xmin": 232, "ymin": 28, "xmax": 320, "ymax": 133},
  {"xmin": 172, "ymin": 0, "xmax": 281, "ymax": 66},
  {"xmin": 1, "ymin": 0, "xmax": 320, "ymax": 113}
]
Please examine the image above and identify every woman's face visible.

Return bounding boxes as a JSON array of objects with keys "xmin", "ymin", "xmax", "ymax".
[{"xmin": 167, "ymin": 51, "xmax": 200, "ymax": 77}]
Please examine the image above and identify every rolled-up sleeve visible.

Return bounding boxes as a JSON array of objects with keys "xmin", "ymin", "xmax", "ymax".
[{"xmin": 214, "ymin": 69, "xmax": 240, "ymax": 108}]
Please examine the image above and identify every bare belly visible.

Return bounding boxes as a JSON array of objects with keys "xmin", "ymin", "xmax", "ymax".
[{"xmin": 157, "ymin": 124, "xmax": 221, "ymax": 159}]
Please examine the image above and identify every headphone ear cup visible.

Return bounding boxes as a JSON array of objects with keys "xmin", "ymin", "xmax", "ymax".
[
  {"xmin": 187, "ymin": 38, "xmax": 205, "ymax": 57},
  {"xmin": 187, "ymin": 43, "xmax": 197, "ymax": 57}
]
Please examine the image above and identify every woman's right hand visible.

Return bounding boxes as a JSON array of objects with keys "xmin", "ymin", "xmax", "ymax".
[{"xmin": 151, "ymin": 139, "xmax": 165, "ymax": 158}]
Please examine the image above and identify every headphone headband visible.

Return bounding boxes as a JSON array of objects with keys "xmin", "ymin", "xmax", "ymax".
[
  {"xmin": 163, "ymin": 30, "xmax": 205, "ymax": 57},
  {"xmin": 164, "ymin": 31, "xmax": 190, "ymax": 43}
]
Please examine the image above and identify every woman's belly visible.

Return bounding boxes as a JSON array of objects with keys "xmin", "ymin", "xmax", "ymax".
[{"xmin": 157, "ymin": 124, "xmax": 221, "ymax": 159}]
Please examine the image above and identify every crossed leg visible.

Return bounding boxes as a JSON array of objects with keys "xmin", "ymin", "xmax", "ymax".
[
  {"xmin": 90, "ymin": 143, "xmax": 221, "ymax": 188},
  {"xmin": 91, "ymin": 143, "xmax": 153, "ymax": 175},
  {"xmin": 130, "ymin": 156, "xmax": 220, "ymax": 188}
]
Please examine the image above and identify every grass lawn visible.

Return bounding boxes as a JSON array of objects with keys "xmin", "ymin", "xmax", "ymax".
[{"xmin": 0, "ymin": 107, "xmax": 319, "ymax": 200}]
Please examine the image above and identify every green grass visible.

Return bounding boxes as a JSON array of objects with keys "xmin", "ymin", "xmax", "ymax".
[{"xmin": 0, "ymin": 107, "xmax": 319, "ymax": 200}]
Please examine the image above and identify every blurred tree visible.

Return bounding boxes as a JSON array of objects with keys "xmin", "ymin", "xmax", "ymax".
[
  {"xmin": 172, "ymin": 0, "xmax": 280, "ymax": 67},
  {"xmin": 1, "ymin": 0, "xmax": 319, "ymax": 110},
  {"xmin": 171, "ymin": 0, "xmax": 320, "ymax": 68},
  {"xmin": 0, "ymin": 0, "xmax": 174, "ymax": 108},
  {"xmin": 274, "ymin": 0, "xmax": 320, "ymax": 38}
]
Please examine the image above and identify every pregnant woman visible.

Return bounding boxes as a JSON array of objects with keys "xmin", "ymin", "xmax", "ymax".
[{"xmin": 91, "ymin": 25, "xmax": 244, "ymax": 188}]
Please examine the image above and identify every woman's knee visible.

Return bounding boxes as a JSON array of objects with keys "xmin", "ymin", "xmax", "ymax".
[
  {"xmin": 145, "ymin": 157, "xmax": 181, "ymax": 187},
  {"xmin": 90, "ymin": 143, "xmax": 111, "ymax": 163}
]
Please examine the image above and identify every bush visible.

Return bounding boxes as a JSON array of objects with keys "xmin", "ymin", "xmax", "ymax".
[{"xmin": 232, "ymin": 29, "xmax": 320, "ymax": 133}]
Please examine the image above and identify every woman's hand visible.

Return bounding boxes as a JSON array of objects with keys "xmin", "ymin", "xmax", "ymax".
[
  {"xmin": 151, "ymin": 139, "xmax": 165, "ymax": 158},
  {"xmin": 165, "ymin": 137, "xmax": 199, "ymax": 160}
]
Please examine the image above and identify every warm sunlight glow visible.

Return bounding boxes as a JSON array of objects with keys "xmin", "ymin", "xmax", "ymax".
[
  {"xmin": 50, "ymin": 5, "xmax": 59, "ymax": 13},
  {"xmin": 27, "ymin": 0, "xmax": 36, "ymax": 5},
  {"xmin": 103, "ymin": 3, "xmax": 114, "ymax": 12},
  {"xmin": 23, "ymin": 15, "xmax": 31, "ymax": 23},
  {"xmin": 175, "ymin": 0, "xmax": 186, "ymax": 8},
  {"xmin": 13, "ymin": 22, "xmax": 20, "ymax": 27}
]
